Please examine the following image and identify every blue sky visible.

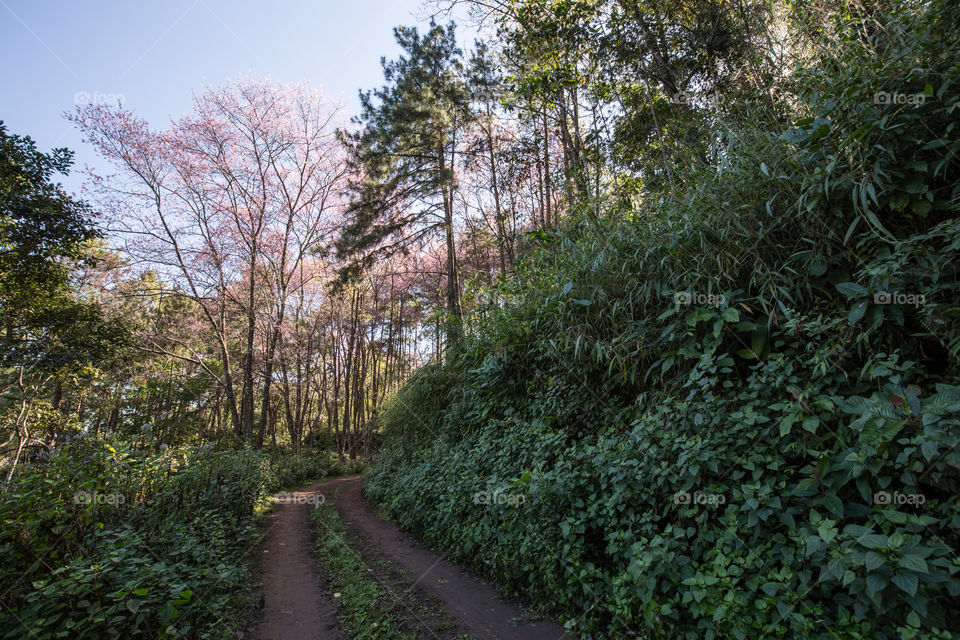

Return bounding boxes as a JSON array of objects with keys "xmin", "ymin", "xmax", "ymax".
[{"xmin": 0, "ymin": 0, "xmax": 471, "ymax": 195}]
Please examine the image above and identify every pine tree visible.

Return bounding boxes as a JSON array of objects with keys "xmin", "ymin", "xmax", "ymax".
[{"xmin": 339, "ymin": 21, "xmax": 472, "ymax": 347}]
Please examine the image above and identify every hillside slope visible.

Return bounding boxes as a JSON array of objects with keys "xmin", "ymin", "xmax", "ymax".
[{"xmin": 366, "ymin": 3, "xmax": 960, "ymax": 638}]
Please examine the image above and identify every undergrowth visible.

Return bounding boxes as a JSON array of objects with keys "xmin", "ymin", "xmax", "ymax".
[
  {"xmin": 365, "ymin": 2, "xmax": 960, "ymax": 638},
  {"xmin": 0, "ymin": 440, "xmax": 362, "ymax": 639}
]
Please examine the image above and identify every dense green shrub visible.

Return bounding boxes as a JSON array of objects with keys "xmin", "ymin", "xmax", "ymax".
[
  {"xmin": 0, "ymin": 440, "xmax": 361, "ymax": 639},
  {"xmin": 0, "ymin": 439, "xmax": 268, "ymax": 639},
  {"xmin": 264, "ymin": 450, "xmax": 366, "ymax": 492},
  {"xmin": 366, "ymin": 2, "xmax": 960, "ymax": 638}
]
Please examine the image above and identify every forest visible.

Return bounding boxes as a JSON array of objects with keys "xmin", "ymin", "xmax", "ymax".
[{"xmin": 1, "ymin": 0, "xmax": 958, "ymax": 638}]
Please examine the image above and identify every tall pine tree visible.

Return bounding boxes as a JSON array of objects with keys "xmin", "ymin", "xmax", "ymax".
[{"xmin": 339, "ymin": 21, "xmax": 472, "ymax": 347}]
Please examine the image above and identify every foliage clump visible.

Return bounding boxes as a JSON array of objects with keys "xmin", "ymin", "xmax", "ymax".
[
  {"xmin": 366, "ymin": 2, "xmax": 960, "ymax": 638},
  {"xmin": 0, "ymin": 440, "xmax": 358, "ymax": 639}
]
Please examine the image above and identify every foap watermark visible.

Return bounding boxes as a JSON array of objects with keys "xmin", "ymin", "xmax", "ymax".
[
  {"xmin": 670, "ymin": 91, "xmax": 723, "ymax": 107},
  {"xmin": 874, "ymin": 91, "xmax": 926, "ymax": 106},
  {"xmin": 673, "ymin": 490, "xmax": 726, "ymax": 507},
  {"xmin": 873, "ymin": 291, "xmax": 925, "ymax": 308},
  {"xmin": 73, "ymin": 491, "xmax": 125, "ymax": 506},
  {"xmin": 674, "ymin": 291, "xmax": 726, "ymax": 307},
  {"xmin": 472, "ymin": 490, "xmax": 526, "ymax": 506},
  {"xmin": 874, "ymin": 490, "xmax": 925, "ymax": 506},
  {"xmin": 74, "ymin": 91, "xmax": 125, "ymax": 107},
  {"xmin": 272, "ymin": 491, "xmax": 326, "ymax": 505}
]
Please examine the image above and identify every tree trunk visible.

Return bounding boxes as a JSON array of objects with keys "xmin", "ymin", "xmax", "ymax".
[
  {"xmin": 241, "ymin": 253, "xmax": 257, "ymax": 445},
  {"xmin": 440, "ymin": 144, "xmax": 461, "ymax": 345},
  {"xmin": 543, "ymin": 105, "xmax": 553, "ymax": 227}
]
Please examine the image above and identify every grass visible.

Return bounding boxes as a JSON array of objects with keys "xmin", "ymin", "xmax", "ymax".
[
  {"xmin": 311, "ymin": 495, "xmax": 418, "ymax": 639},
  {"xmin": 310, "ymin": 485, "xmax": 471, "ymax": 640}
]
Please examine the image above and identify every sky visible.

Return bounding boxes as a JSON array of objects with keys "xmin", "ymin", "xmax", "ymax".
[{"xmin": 0, "ymin": 0, "xmax": 473, "ymax": 196}]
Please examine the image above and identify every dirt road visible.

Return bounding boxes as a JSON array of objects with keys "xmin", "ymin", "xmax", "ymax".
[
  {"xmin": 248, "ymin": 480, "xmax": 351, "ymax": 640},
  {"xmin": 248, "ymin": 475, "xmax": 569, "ymax": 640}
]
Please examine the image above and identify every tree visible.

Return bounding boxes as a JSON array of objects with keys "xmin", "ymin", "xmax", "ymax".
[
  {"xmin": 468, "ymin": 42, "xmax": 511, "ymax": 275},
  {"xmin": 0, "ymin": 122, "xmax": 125, "ymax": 485},
  {"xmin": 0, "ymin": 122, "xmax": 98, "ymax": 317},
  {"xmin": 71, "ymin": 81, "xmax": 348, "ymax": 445},
  {"xmin": 339, "ymin": 21, "xmax": 473, "ymax": 347}
]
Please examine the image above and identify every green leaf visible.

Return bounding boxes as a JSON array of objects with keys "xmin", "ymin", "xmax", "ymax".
[
  {"xmin": 823, "ymin": 494, "xmax": 843, "ymax": 519},
  {"xmin": 776, "ymin": 601, "xmax": 792, "ymax": 620},
  {"xmin": 810, "ymin": 255, "xmax": 828, "ymax": 276},
  {"xmin": 821, "ymin": 557, "xmax": 844, "ymax": 582},
  {"xmin": 865, "ymin": 551, "xmax": 885, "ymax": 571},
  {"xmin": 842, "ymin": 570, "xmax": 856, "ymax": 587},
  {"xmin": 892, "ymin": 573, "xmax": 918, "ymax": 596},
  {"xmin": 780, "ymin": 128, "xmax": 807, "ymax": 143},
  {"xmin": 818, "ymin": 520, "xmax": 837, "ymax": 543},
  {"xmin": 848, "ymin": 301, "xmax": 868, "ymax": 324},
  {"xmin": 836, "ymin": 282, "xmax": 867, "ymax": 298},
  {"xmin": 809, "ymin": 122, "xmax": 831, "ymax": 142},
  {"xmin": 898, "ymin": 555, "xmax": 928, "ymax": 574},
  {"xmin": 882, "ymin": 510, "xmax": 908, "ymax": 524},
  {"xmin": 843, "ymin": 217, "xmax": 860, "ymax": 243},
  {"xmin": 864, "ymin": 210, "xmax": 896, "ymax": 240},
  {"xmin": 779, "ymin": 412, "xmax": 799, "ymax": 437},
  {"xmin": 840, "ymin": 396, "xmax": 871, "ymax": 415},
  {"xmin": 866, "ymin": 573, "xmax": 887, "ymax": 596},
  {"xmin": 889, "ymin": 191, "xmax": 910, "ymax": 211},
  {"xmin": 910, "ymin": 199, "xmax": 933, "ymax": 216},
  {"xmin": 858, "ymin": 533, "xmax": 889, "ymax": 549}
]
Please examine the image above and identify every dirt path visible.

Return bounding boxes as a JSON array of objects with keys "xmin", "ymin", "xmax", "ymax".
[
  {"xmin": 328, "ymin": 477, "xmax": 570, "ymax": 640},
  {"xmin": 248, "ymin": 479, "xmax": 357, "ymax": 640},
  {"xmin": 249, "ymin": 475, "xmax": 569, "ymax": 640}
]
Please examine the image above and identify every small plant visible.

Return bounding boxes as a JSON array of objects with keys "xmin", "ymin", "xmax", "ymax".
[
  {"xmin": 311, "ymin": 500, "xmax": 416, "ymax": 639},
  {"xmin": 1, "ymin": 440, "xmax": 267, "ymax": 639}
]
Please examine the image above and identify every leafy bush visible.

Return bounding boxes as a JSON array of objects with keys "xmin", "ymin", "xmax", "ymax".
[
  {"xmin": 366, "ymin": 2, "xmax": 960, "ymax": 638},
  {"xmin": 264, "ymin": 450, "xmax": 366, "ymax": 491},
  {"xmin": 0, "ymin": 440, "xmax": 266, "ymax": 639},
  {"xmin": 0, "ymin": 439, "xmax": 366, "ymax": 639}
]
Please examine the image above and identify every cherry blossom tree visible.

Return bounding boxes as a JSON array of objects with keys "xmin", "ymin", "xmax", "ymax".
[{"xmin": 71, "ymin": 80, "xmax": 349, "ymax": 444}]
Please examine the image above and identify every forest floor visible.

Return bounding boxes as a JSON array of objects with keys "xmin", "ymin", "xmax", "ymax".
[{"xmin": 247, "ymin": 475, "xmax": 569, "ymax": 640}]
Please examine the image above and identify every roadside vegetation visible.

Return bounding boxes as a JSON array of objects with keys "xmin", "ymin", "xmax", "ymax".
[
  {"xmin": 0, "ymin": 442, "xmax": 360, "ymax": 639},
  {"xmin": 365, "ymin": 1, "xmax": 960, "ymax": 638},
  {"xmin": 313, "ymin": 499, "xmax": 418, "ymax": 640}
]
